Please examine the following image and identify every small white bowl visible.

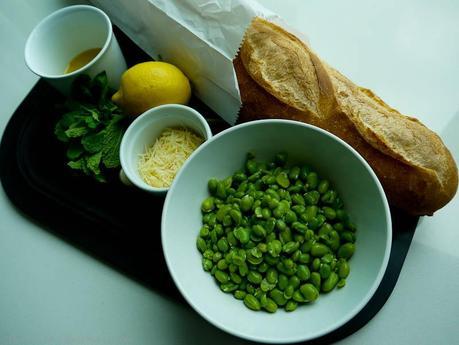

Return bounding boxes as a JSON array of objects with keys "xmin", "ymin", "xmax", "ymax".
[
  {"xmin": 162, "ymin": 119, "xmax": 392, "ymax": 343},
  {"xmin": 120, "ymin": 104, "xmax": 212, "ymax": 194}
]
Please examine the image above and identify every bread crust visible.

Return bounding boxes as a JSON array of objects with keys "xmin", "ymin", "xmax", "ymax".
[{"xmin": 234, "ymin": 18, "xmax": 458, "ymax": 215}]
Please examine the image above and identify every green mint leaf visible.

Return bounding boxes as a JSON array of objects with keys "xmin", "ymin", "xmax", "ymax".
[
  {"xmin": 81, "ymin": 130, "xmax": 105, "ymax": 153},
  {"xmin": 56, "ymin": 72, "xmax": 128, "ymax": 183},
  {"xmin": 66, "ymin": 142, "xmax": 84, "ymax": 160},
  {"xmin": 87, "ymin": 151, "xmax": 103, "ymax": 175},
  {"xmin": 68, "ymin": 159, "xmax": 84, "ymax": 171},
  {"xmin": 65, "ymin": 126, "xmax": 88, "ymax": 138},
  {"xmin": 82, "ymin": 105, "xmax": 100, "ymax": 122},
  {"xmin": 68, "ymin": 157, "xmax": 92, "ymax": 176},
  {"xmin": 101, "ymin": 115, "xmax": 125, "ymax": 168},
  {"xmin": 84, "ymin": 116, "xmax": 99, "ymax": 129}
]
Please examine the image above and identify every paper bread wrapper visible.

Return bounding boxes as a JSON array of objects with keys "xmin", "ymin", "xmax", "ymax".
[{"xmin": 91, "ymin": 0, "xmax": 283, "ymax": 125}]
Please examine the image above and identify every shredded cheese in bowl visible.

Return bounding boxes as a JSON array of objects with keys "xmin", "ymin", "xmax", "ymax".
[{"xmin": 138, "ymin": 127, "xmax": 204, "ymax": 188}]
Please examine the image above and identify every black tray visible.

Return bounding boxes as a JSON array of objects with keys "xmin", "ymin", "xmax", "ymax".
[{"xmin": 0, "ymin": 27, "xmax": 418, "ymax": 344}]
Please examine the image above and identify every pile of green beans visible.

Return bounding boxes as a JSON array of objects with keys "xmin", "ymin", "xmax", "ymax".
[{"xmin": 196, "ymin": 153, "xmax": 356, "ymax": 313}]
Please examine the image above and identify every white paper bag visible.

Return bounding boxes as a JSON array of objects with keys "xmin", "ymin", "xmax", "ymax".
[{"xmin": 91, "ymin": 0, "xmax": 279, "ymax": 124}]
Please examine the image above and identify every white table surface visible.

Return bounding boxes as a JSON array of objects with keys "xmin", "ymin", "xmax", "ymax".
[{"xmin": 1, "ymin": 0, "xmax": 458, "ymax": 344}]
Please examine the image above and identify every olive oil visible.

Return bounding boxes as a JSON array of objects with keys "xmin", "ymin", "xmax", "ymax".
[{"xmin": 64, "ymin": 48, "xmax": 101, "ymax": 74}]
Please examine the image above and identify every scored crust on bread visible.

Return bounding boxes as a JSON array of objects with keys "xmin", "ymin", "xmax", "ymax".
[{"xmin": 234, "ymin": 17, "xmax": 458, "ymax": 215}]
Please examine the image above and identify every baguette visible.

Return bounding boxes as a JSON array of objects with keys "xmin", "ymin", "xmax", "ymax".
[{"xmin": 234, "ymin": 17, "xmax": 457, "ymax": 216}]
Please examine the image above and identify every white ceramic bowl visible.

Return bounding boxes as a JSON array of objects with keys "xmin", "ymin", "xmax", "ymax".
[
  {"xmin": 120, "ymin": 104, "xmax": 212, "ymax": 194},
  {"xmin": 162, "ymin": 120, "xmax": 391, "ymax": 343}
]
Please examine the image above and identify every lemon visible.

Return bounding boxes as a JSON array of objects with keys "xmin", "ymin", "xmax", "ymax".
[{"xmin": 112, "ymin": 61, "xmax": 191, "ymax": 116}]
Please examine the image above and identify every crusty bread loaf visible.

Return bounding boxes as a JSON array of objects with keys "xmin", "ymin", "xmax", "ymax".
[{"xmin": 234, "ymin": 17, "xmax": 458, "ymax": 216}]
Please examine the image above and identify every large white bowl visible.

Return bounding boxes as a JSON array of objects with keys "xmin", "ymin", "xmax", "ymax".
[{"xmin": 162, "ymin": 120, "xmax": 391, "ymax": 343}]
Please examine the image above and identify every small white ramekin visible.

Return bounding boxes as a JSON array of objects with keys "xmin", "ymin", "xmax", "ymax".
[{"xmin": 120, "ymin": 104, "xmax": 212, "ymax": 194}]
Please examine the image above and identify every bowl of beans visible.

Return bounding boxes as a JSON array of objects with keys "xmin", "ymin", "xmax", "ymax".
[{"xmin": 161, "ymin": 119, "xmax": 391, "ymax": 343}]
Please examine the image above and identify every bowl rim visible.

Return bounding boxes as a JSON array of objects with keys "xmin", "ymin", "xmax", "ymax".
[
  {"xmin": 161, "ymin": 119, "xmax": 392, "ymax": 344},
  {"xmin": 119, "ymin": 103, "xmax": 212, "ymax": 194}
]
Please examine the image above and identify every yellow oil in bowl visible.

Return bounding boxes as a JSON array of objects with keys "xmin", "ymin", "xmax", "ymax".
[{"xmin": 64, "ymin": 48, "xmax": 101, "ymax": 74}]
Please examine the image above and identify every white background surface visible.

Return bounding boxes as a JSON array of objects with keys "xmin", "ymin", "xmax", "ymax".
[{"xmin": 0, "ymin": 0, "xmax": 458, "ymax": 344}]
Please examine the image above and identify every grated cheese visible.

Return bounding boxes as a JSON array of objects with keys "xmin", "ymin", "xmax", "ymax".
[{"xmin": 138, "ymin": 127, "xmax": 204, "ymax": 188}]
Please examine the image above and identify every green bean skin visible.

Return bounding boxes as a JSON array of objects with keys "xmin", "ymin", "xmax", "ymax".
[
  {"xmin": 260, "ymin": 278, "xmax": 276, "ymax": 292},
  {"xmin": 283, "ymin": 241, "xmax": 299, "ymax": 254},
  {"xmin": 267, "ymin": 240, "xmax": 282, "ymax": 257},
  {"xmin": 217, "ymin": 259, "xmax": 228, "ymax": 271},
  {"xmin": 311, "ymin": 258, "xmax": 321, "ymax": 272},
  {"xmin": 233, "ymin": 227, "xmax": 250, "ymax": 244},
  {"xmin": 217, "ymin": 238, "xmax": 229, "ymax": 253},
  {"xmin": 291, "ymin": 249, "xmax": 302, "ymax": 261},
  {"xmin": 276, "ymin": 219, "xmax": 287, "ymax": 231},
  {"xmin": 298, "ymin": 253, "xmax": 311, "ymax": 264},
  {"xmin": 285, "ymin": 210, "xmax": 298, "ymax": 224},
  {"xmin": 293, "ymin": 290, "xmax": 306, "ymax": 303},
  {"xmin": 341, "ymin": 231, "xmax": 356, "ymax": 243},
  {"xmin": 283, "ymin": 285, "xmax": 294, "ymax": 299},
  {"xmin": 276, "ymin": 172, "xmax": 290, "ymax": 188},
  {"xmin": 270, "ymin": 288, "xmax": 287, "ymax": 306},
  {"xmin": 263, "ymin": 298, "xmax": 278, "ymax": 313},
  {"xmin": 338, "ymin": 261, "xmax": 351, "ymax": 279},
  {"xmin": 239, "ymin": 263, "xmax": 249, "ymax": 277},
  {"xmin": 289, "ymin": 276, "xmax": 301, "ymax": 289},
  {"xmin": 246, "ymin": 283, "xmax": 255, "ymax": 295},
  {"xmin": 285, "ymin": 300, "xmax": 298, "ymax": 312},
  {"xmin": 338, "ymin": 243, "xmax": 356, "ymax": 259},
  {"xmin": 220, "ymin": 283, "xmax": 238, "ymax": 293},
  {"xmin": 310, "ymin": 272, "xmax": 321, "ymax": 290},
  {"xmin": 196, "ymin": 238, "xmax": 207, "ymax": 253},
  {"xmin": 323, "ymin": 207, "xmax": 336, "ymax": 220},
  {"xmin": 277, "ymin": 274, "xmax": 289, "ymax": 291},
  {"xmin": 198, "ymin": 152, "xmax": 357, "ymax": 313},
  {"xmin": 319, "ymin": 263, "xmax": 331, "ymax": 279},
  {"xmin": 318, "ymin": 223, "xmax": 333, "ymax": 236},
  {"xmin": 304, "ymin": 191, "xmax": 320, "ymax": 205},
  {"xmin": 317, "ymin": 180, "xmax": 329, "ymax": 194},
  {"xmin": 199, "ymin": 225, "xmax": 210, "ymax": 239},
  {"xmin": 215, "ymin": 270, "xmax": 229, "ymax": 284},
  {"xmin": 229, "ymin": 271, "xmax": 241, "ymax": 283},
  {"xmin": 311, "ymin": 243, "xmax": 330, "ymax": 257},
  {"xmin": 291, "ymin": 194, "xmax": 305, "ymax": 206},
  {"xmin": 248, "ymin": 271, "xmax": 263, "ymax": 285},
  {"xmin": 337, "ymin": 279, "xmax": 346, "ymax": 289},
  {"xmin": 300, "ymin": 283, "xmax": 319, "ymax": 302},
  {"xmin": 234, "ymin": 290, "xmax": 247, "ymax": 300},
  {"xmin": 252, "ymin": 224, "xmax": 267, "ymax": 239},
  {"xmin": 266, "ymin": 268, "xmax": 278, "ymax": 284},
  {"xmin": 297, "ymin": 264, "xmax": 311, "ymax": 281},
  {"xmin": 244, "ymin": 294, "xmax": 261, "ymax": 311},
  {"xmin": 322, "ymin": 272, "xmax": 339, "ymax": 292},
  {"xmin": 202, "ymin": 258, "xmax": 213, "ymax": 271},
  {"xmin": 321, "ymin": 190, "xmax": 337, "ymax": 204},
  {"xmin": 201, "ymin": 197, "xmax": 215, "ymax": 213}
]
